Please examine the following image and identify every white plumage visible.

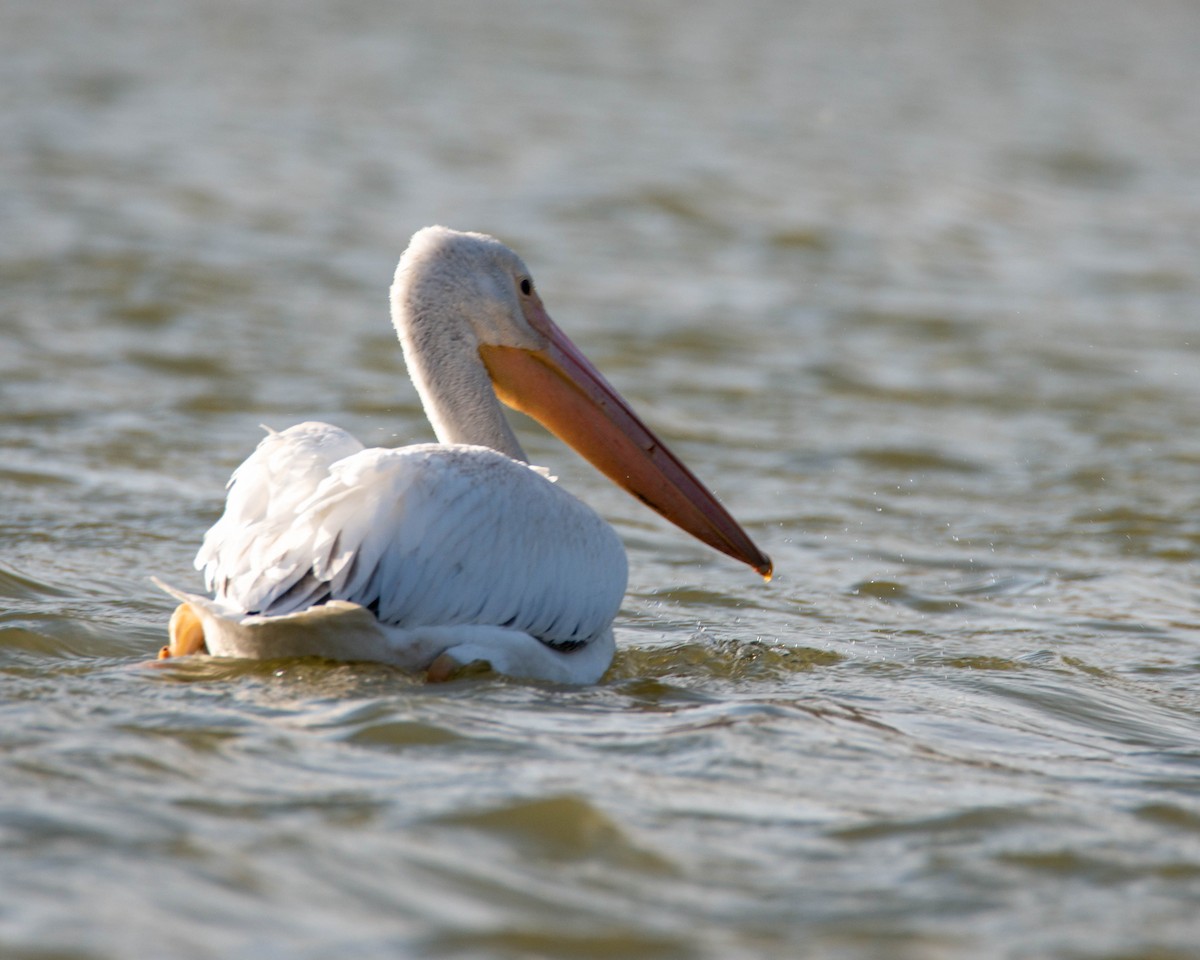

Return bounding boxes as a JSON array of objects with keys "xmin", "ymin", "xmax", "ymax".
[{"xmin": 158, "ymin": 227, "xmax": 769, "ymax": 683}]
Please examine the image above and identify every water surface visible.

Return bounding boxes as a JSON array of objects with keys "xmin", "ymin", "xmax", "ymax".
[{"xmin": 3, "ymin": 1, "xmax": 1200, "ymax": 957}]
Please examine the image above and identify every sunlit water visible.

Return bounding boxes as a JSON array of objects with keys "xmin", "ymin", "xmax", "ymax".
[{"xmin": 3, "ymin": 1, "xmax": 1200, "ymax": 957}]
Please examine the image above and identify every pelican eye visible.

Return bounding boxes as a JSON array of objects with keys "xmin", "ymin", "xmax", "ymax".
[{"xmin": 519, "ymin": 277, "xmax": 533, "ymax": 296}]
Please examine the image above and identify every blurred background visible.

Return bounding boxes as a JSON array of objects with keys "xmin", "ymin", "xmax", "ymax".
[{"xmin": 2, "ymin": 1, "xmax": 1199, "ymax": 958}]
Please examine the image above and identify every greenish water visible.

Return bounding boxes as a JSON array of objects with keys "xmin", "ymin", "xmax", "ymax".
[{"xmin": 3, "ymin": 1, "xmax": 1200, "ymax": 957}]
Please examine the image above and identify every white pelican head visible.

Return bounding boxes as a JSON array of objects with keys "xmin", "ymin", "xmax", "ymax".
[{"xmin": 390, "ymin": 226, "xmax": 772, "ymax": 578}]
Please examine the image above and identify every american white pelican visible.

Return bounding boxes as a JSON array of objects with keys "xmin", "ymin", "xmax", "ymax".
[{"xmin": 157, "ymin": 227, "xmax": 771, "ymax": 683}]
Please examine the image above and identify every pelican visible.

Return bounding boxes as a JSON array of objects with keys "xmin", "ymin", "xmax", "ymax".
[{"xmin": 156, "ymin": 227, "xmax": 771, "ymax": 683}]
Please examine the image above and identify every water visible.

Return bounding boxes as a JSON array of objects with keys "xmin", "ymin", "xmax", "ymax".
[{"xmin": 3, "ymin": 0, "xmax": 1200, "ymax": 956}]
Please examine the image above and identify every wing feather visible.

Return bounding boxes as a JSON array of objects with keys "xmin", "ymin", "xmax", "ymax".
[{"xmin": 197, "ymin": 424, "xmax": 627, "ymax": 645}]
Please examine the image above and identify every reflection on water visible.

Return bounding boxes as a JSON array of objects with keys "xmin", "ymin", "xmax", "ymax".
[{"xmin": 3, "ymin": 0, "xmax": 1200, "ymax": 957}]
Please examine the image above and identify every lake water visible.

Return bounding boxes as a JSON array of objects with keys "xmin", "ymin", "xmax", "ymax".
[{"xmin": 3, "ymin": 1, "xmax": 1200, "ymax": 957}]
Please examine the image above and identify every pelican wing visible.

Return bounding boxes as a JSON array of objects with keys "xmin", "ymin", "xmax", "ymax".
[{"xmin": 196, "ymin": 423, "xmax": 628, "ymax": 647}]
